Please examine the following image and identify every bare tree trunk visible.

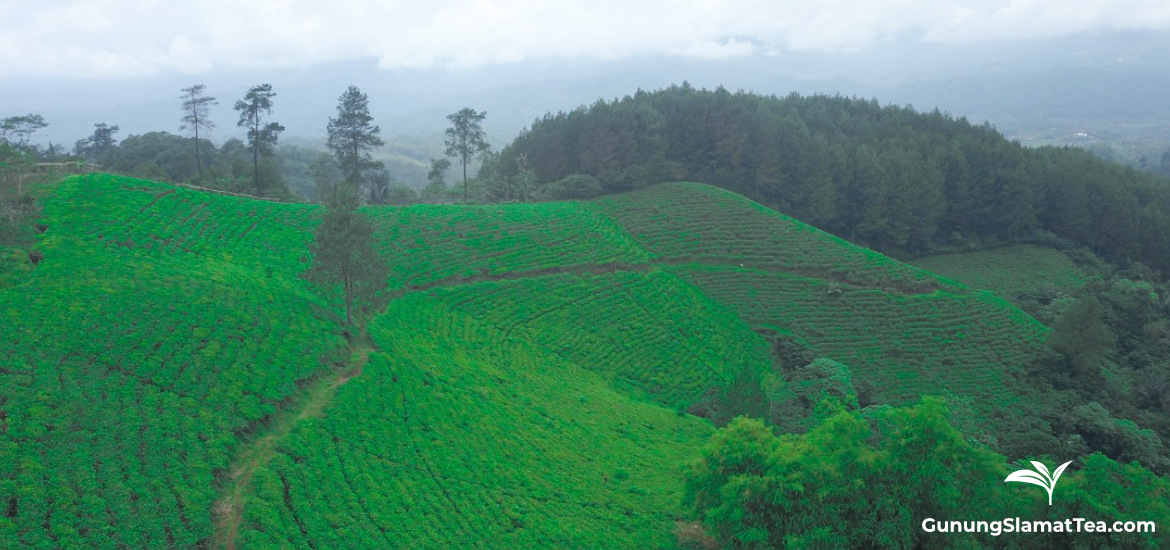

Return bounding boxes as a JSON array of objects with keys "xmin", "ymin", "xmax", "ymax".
[
  {"xmin": 344, "ymin": 279, "xmax": 354, "ymax": 326},
  {"xmin": 252, "ymin": 118, "xmax": 260, "ymax": 191},
  {"xmin": 194, "ymin": 121, "xmax": 203, "ymax": 177}
]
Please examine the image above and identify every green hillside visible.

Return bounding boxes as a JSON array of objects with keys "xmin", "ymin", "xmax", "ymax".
[{"xmin": 0, "ymin": 174, "xmax": 1120, "ymax": 548}]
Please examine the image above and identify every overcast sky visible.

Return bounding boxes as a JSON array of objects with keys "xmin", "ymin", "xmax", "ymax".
[{"xmin": 3, "ymin": 0, "xmax": 1170, "ymax": 79}]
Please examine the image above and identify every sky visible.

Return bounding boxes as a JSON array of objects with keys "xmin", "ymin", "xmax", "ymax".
[{"xmin": 3, "ymin": 0, "xmax": 1170, "ymax": 79}]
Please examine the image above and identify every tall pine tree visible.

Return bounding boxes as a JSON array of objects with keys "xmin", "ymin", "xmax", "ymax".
[
  {"xmin": 326, "ymin": 86, "xmax": 384, "ymax": 190},
  {"xmin": 234, "ymin": 84, "xmax": 285, "ymax": 194}
]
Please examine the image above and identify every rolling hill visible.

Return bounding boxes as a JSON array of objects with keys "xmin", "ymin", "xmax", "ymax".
[{"xmin": 0, "ymin": 173, "xmax": 1097, "ymax": 548}]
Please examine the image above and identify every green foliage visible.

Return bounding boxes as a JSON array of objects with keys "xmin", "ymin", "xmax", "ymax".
[
  {"xmin": 10, "ymin": 172, "xmax": 1170, "ymax": 548},
  {"xmin": 1065, "ymin": 402, "xmax": 1170, "ymax": 472},
  {"xmin": 595, "ymin": 182, "xmax": 946, "ymax": 292},
  {"xmin": 427, "ymin": 156, "xmax": 451, "ymax": 186},
  {"xmin": 72, "ymin": 122, "xmax": 120, "ymax": 163},
  {"xmin": 686, "ymin": 398, "xmax": 1020, "ymax": 549},
  {"xmin": 1049, "ymin": 453, "xmax": 1170, "ymax": 549},
  {"xmin": 592, "ymin": 182, "xmax": 1056, "ymax": 457},
  {"xmin": 106, "ymin": 131, "xmax": 209, "ymax": 182},
  {"xmin": 767, "ymin": 358, "xmax": 859, "ymax": 433},
  {"xmin": 364, "ymin": 199, "xmax": 649, "ymax": 291},
  {"xmin": 179, "ymin": 84, "xmax": 218, "ymax": 176},
  {"xmin": 1049, "ymin": 296, "xmax": 1115, "ymax": 376},
  {"xmin": 435, "ymin": 270, "xmax": 772, "ymax": 417},
  {"xmin": 274, "ymin": 144, "xmax": 333, "ymax": 200},
  {"xmin": 911, "ymin": 244, "xmax": 1088, "ymax": 308},
  {"xmin": 687, "ymin": 396, "xmax": 1170, "ymax": 549}
]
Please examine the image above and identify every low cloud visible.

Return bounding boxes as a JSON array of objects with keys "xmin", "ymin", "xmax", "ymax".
[{"xmin": 1, "ymin": 0, "xmax": 1168, "ymax": 78}]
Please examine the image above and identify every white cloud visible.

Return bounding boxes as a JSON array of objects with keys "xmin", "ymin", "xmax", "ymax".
[
  {"xmin": 0, "ymin": 0, "xmax": 1168, "ymax": 78},
  {"xmin": 678, "ymin": 38, "xmax": 757, "ymax": 60}
]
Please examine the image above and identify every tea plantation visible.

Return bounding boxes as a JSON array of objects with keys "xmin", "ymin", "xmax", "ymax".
[
  {"xmin": 239, "ymin": 295, "xmax": 714, "ymax": 549},
  {"xmin": 2, "ymin": 174, "xmax": 1071, "ymax": 548},
  {"xmin": 910, "ymin": 244, "xmax": 1089, "ymax": 301},
  {"xmin": 0, "ymin": 175, "xmax": 345, "ymax": 548}
]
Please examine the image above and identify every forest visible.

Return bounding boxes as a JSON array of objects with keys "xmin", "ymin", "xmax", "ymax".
[{"xmin": 494, "ymin": 85, "xmax": 1170, "ymax": 272}]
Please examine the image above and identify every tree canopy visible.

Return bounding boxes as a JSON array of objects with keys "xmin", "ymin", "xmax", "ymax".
[
  {"xmin": 687, "ymin": 397, "xmax": 1170, "ymax": 548},
  {"xmin": 1, "ymin": 114, "xmax": 48, "ymax": 148},
  {"xmin": 73, "ymin": 122, "xmax": 119, "ymax": 163}
]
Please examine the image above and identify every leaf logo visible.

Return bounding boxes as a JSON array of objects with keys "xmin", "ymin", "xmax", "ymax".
[{"xmin": 1005, "ymin": 460, "xmax": 1072, "ymax": 505}]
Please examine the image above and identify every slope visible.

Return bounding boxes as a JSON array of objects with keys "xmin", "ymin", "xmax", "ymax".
[
  {"xmin": 910, "ymin": 244, "xmax": 1089, "ymax": 302},
  {"xmin": 0, "ymin": 174, "xmax": 346, "ymax": 548},
  {"xmin": 238, "ymin": 296, "xmax": 714, "ymax": 548},
  {"xmin": 594, "ymin": 183, "xmax": 1055, "ymax": 452}
]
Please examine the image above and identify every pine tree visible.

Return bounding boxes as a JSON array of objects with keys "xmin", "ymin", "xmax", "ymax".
[
  {"xmin": 304, "ymin": 181, "xmax": 389, "ymax": 328},
  {"xmin": 234, "ymin": 84, "xmax": 285, "ymax": 194},
  {"xmin": 326, "ymin": 86, "xmax": 385, "ymax": 190},
  {"xmin": 180, "ymin": 85, "xmax": 217, "ymax": 177},
  {"xmin": 444, "ymin": 108, "xmax": 489, "ymax": 203}
]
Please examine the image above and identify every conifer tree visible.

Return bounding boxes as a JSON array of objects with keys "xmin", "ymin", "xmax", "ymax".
[
  {"xmin": 180, "ymin": 85, "xmax": 217, "ymax": 177},
  {"xmin": 234, "ymin": 84, "xmax": 285, "ymax": 193},
  {"xmin": 326, "ymin": 86, "xmax": 384, "ymax": 189},
  {"xmin": 304, "ymin": 180, "xmax": 388, "ymax": 328},
  {"xmin": 444, "ymin": 108, "xmax": 489, "ymax": 203}
]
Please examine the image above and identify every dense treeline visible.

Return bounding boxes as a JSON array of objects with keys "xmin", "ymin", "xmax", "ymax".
[
  {"xmin": 496, "ymin": 84, "xmax": 1170, "ymax": 271},
  {"xmin": 687, "ymin": 397, "xmax": 1170, "ymax": 549}
]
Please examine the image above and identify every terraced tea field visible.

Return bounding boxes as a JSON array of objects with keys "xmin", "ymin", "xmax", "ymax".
[
  {"xmin": 365, "ymin": 201, "xmax": 649, "ymax": 291},
  {"xmin": 595, "ymin": 182, "xmax": 947, "ymax": 293},
  {"xmin": 595, "ymin": 184, "xmax": 1051, "ymax": 433},
  {"xmin": 433, "ymin": 269, "xmax": 772, "ymax": 416},
  {"xmin": 239, "ymin": 295, "xmax": 713, "ymax": 549},
  {"xmin": 910, "ymin": 244, "xmax": 1089, "ymax": 300},
  {"xmin": 0, "ymin": 175, "xmax": 344, "ymax": 548},
  {"xmin": 670, "ymin": 267, "xmax": 1046, "ymax": 414},
  {"xmin": 2, "ymin": 174, "xmax": 1063, "ymax": 548}
]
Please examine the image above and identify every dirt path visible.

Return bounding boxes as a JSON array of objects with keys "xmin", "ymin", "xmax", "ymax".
[{"xmin": 213, "ymin": 348, "xmax": 370, "ymax": 550}]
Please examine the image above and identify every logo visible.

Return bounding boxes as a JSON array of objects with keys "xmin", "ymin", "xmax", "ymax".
[{"xmin": 1005, "ymin": 460, "xmax": 1072, "ymax": 505}]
